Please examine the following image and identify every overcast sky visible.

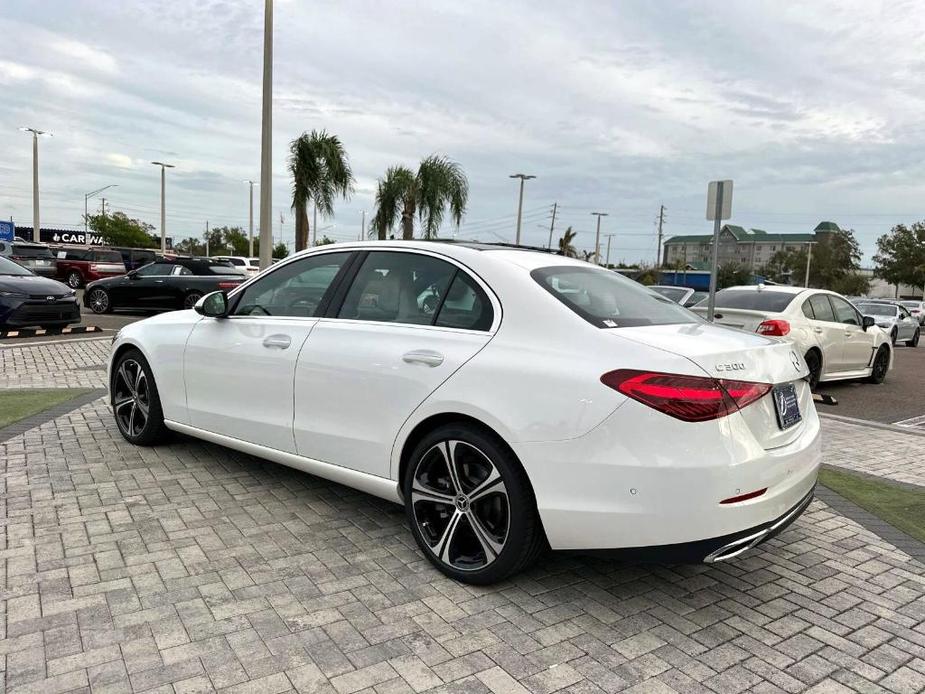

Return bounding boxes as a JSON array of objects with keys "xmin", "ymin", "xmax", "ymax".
[{"xmin": 2, "ymin": 0, "xmax": 924, "ymax": 263}]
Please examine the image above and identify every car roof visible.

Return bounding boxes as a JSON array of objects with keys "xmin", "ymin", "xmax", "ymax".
[{"xmin": 721, "ymin": 284, "xmax": 808, "ymax": 295}]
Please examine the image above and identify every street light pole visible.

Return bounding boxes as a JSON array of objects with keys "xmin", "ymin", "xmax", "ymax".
[
  {"xmin": 258, "ymin": 0, "xmax": 274, "ymax": 270},
  {"xmin": 604, "ymin": 233, "xmax": 614, "ymax": 268},
  {"xmin": 509, "ymin": 173, "xmax": 535, "ymax": 245},
  {"xmin": 360, "ymin": 210, "xmax": 366, "ymax": 241},
  {"xmin": 84, "ymin": 184, "xmax": 118, "ymax": 233},
  {"xmin": 804, "ymin": 242, "xmax": 814, "ymax": 288},
  {"xmin": 590, "ymin": 212, "xmax": 609, "ymax": 265},
  {"xmin": 20, "ymin": 127, "xmax": 50, "ymax": 242},
  {"xmin": 151, "ymin": 161, "xmax": 175, "ymax": 254},
  {"xmin": 244, "ymin": 180, "xmax": 257, "ymax": 256}
]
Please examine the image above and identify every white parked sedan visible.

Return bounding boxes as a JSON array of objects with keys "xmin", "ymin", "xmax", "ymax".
[
  {"xmin": 692, "ymin": 285, "xmax": 893, "ymax": 390},
  {"xmin": 855, "ymin": 301, "xmax": 920, "ymax": 346},
  {"xmin": 108, "ymin": 242, "xmax": 821, "ymax": 584}
]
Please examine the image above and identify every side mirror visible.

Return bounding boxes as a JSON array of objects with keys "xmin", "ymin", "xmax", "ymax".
[
  {"xmin": 862, "ymin": 315, "xmax": 875, "ymax": 330},
  {"xmin": 195, "ymin": 290, "xmax": 228, "ymax": 318},
  {"xmin": 128, "ymin": 271, "xmax": 140, "ymax": 280}
]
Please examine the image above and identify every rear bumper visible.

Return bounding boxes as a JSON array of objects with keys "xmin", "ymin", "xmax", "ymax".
[{"xmin": 567, "ymin": 485, "xmax": 815, "ymax": 563}]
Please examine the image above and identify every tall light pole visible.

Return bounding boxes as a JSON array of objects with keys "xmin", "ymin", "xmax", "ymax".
[
  {"xmin": 20, "ymin": 127, "xmax": 51, "ymax": 242},
  {"xmin": 84, "ymin": 184, "xmax": 118, "ymax": 233},
  {"xmin": 151, "ymin": 162, "xmax": 175, "ymax": 253},
  {"xmin": 604, "ymin": 233, "xmax": 615, "ymax": 268},
  {"xmin": 258, "ymin": 0, "xmax": 273, "ymax": 269},
  {"xmin": 509, "ymin": 173, "xmax": 535, "ymax": 245},
  {"xmin": 360, "ymin": 210, "xmax": 366, "ymax": 241},
  {"xmin": 243, "ymin": 180, "xmax": 257, "ymax": 256},
  {"xmin": 591, "ymin": 212, "xmax": 608, "ymax": 265}
]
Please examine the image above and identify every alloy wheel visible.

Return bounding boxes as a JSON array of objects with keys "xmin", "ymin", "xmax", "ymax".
[
  {"xmin": 113, "ymin": 359, "xmax": 150, "ymax": 438},
  {"xmin": 411, "ymin": 440, "xmax": 510, "ymax": 571},
  {"xmin": 67, "ymin": 272, "xmax": 81, "ymax": 288},
  {"xmin": 873, "ymin": 349, "xmax": 889, "ymax": 381},
  {"xmin": 184, "ymin": 292, "xmax": 203, "ymax": 310},
  {"xmin": 89, "ymin": 289, "xmax": 109, "ymax": 313}
]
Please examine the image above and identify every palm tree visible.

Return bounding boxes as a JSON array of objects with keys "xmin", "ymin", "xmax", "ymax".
[
  {"xmin": 289, "ymin": 130, "xmax": 354, "ymax": 251},
  {"xmin": 370, "ymin": 155, "xmax": 468, "ymax": 240},
  {"xmin": 558, "ymin": 226, "xmax": 578, "ymax": 258}
]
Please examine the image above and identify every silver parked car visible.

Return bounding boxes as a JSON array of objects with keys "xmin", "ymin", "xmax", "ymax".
[
  {"xmin": 649, "ymin": 285, "xmax": 707, "ymax": 308},
  {"xmin": 855, "ymin": 301, "xmax": 920, "ymax": 346}
]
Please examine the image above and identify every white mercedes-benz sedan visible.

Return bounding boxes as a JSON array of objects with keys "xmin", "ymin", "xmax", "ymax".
[{"xmin": 108, "ymin": 241, "xmax": 821, "ymax": 584}]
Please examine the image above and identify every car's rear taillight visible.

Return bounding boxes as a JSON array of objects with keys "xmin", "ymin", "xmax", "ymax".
[
  {"xmin": 756, "ymin": 319, "xmax": 790, "ymax": 336},
  {"xmin": 600, "ymin": 369, "xmax": 771, "ymax": 422},
  {"xmin": 217, "ymin": 281, "xmax": 240, "ymax": 289}
]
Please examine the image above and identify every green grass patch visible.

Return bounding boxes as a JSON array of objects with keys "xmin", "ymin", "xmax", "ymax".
[
  {"xmin": 819, "ymin": 466, "xmax": 925, "ymax": 544},
  {"xmin": 0, "ymin": 388, "xmax": 95, "ymax": 429}
]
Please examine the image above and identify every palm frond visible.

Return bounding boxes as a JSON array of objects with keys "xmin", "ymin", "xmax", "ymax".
[{"xmin": 416, "ymin": 155, "xmax": 469, "ymax": 239}]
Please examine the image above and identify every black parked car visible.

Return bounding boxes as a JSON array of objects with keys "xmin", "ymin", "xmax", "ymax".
[
  {"xmin": 112, "ymin": 246, "xmax": 158, "ymax": 272},
  {"xmin": 0, "ymin": 255, "xmax": 80, "ymax": 329},
  {"xmin": 83, "ymin": 258, "xmax": 243, "ymax": 314}
]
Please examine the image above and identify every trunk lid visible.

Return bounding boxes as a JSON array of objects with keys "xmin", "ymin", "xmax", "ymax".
[
  {"xmin": 609, "ymin": 322, "xmax": 812, "ymax": 449},
  {"xmin": 689, "ymin": 306, "xmax": 782, "ymax": 333}
]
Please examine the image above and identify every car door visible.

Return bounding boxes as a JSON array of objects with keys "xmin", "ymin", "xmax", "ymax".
[
  {"xmin": 804, "ymin": 294, "xmax": 846, "ymax": 374},
  {"xmin": 897, "ymin": 305, "xmax": 916, "ymax": 340},
  {"xmin": 183, "ymin": 250, "xmax": 354, "ymax": 452},
  {"xmin": 828, "ymin": 295, "xmax": 874, "ymax": 370},
  {"xmin": 116, "ymin": 262, "xmax": 175, "ymax": 308},
  {"xmin": 293, "ymin": 250, "xmax": 497, "ymax": 478}
]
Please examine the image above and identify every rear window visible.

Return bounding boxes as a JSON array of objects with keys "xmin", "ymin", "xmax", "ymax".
[
  {"xmin": 711, "ymin": 289, "xmax": 795, "ymax": 312},
  {"xmin": 193, "ymin": 262, "xmax": 239, "ymax": 275},
  {"xmin": 650, "ymin": 286, "xmax": 688, "ymax": 303},
  {"xmin": 531, "ymin": 266, "xmax": 696, "ymax": 328},
  {"xmin": 12, "ymin": 244, "xmax": 54, "ymax": 259},
  {"xmin": 857, "ymin": 303, "xmax": 896, "ymax": 317},
  {"xmin": 93, "ymin": 250, "xmax": 124, "ymax": 263}
]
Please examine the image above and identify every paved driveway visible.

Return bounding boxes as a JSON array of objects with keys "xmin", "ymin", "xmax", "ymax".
[{"xmin": 1, "ymin": 338, "xmax": 924, "ymax": 694}]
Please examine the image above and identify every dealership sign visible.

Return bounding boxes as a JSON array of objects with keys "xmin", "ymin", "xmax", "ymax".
[
  {"xmin": 0, "ymin": 220, "xmax": 13, "ymax": 242},
  {"xmin": 39, "ymin": 229, "xmax": 106, "ymax": 246}
]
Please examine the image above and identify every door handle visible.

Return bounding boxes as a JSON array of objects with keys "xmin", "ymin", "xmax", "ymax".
[
  {"xmin": 813, "ymin": 327, "xmax": 824, "ymax": 334},
  {"xmin": 402, "ymin": 349, "xmax": 444, "ymax": 367},
  {"xmin": 262, "ymin": 334, "xmax": 292, "ymax": 349}
]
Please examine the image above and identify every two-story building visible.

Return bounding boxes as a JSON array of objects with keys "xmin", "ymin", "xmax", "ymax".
[{"xmin": 662, "ymin": 221, "xmax": 842, "ymax": 270}]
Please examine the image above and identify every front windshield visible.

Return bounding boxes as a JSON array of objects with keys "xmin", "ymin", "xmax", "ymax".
[
  {"xmin": 0, "ymin": 256, "xmax": 32, "ymax": 276},
  {"xmin": 531, "ymin": 266, "xmax": 697, "ymax": 328},
  {"xmin": 857, "ymin": 303, "xmax": 896, "ymax": 317},
  {"xmin": 650, "ymin": 286, "xmax": 688, "ymax": 302}
]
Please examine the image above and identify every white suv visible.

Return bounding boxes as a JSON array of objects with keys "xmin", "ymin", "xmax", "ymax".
[
  {"xmin": 692, "ymin": 285, "xmax": 893, "ymax": 390},
  {"xmin": 211, "ymin": 256, "xmax": 260, "ymax": 277}
]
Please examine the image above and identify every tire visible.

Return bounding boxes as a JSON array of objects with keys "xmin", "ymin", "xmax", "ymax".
[
  {"xmin": 867, "ymin": 345, "xmax": 890, "ymax": 384},
  {"xmin": 111, "ymin": 349, "xmax": 170, "ymax": 446},
  {"xmin": 183, "ymin": 291, "xmax": 203, "ymax": 310},
  {"xmin": 906, "ymin": 329, "xmax": 919, "ymax": 348},
  {"xmin": 804, "ymin": 350, "xmax": 822, "ymax": 392},
  {"xmin": 87, "ymin": 288, "xmax": 112, "ymax": 314},
  {"xmin": 890, "ymin": 329, "xmax": 897, "ymax": 346},
  {"xmin": 404, "ymin": 423, "xmax": 546, "ymax": 585},
  {"xmin": 66, "ymin": 270, "xmax": 83, "ymax": 289}
]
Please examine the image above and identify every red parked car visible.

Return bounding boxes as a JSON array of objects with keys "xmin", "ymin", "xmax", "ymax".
[{"xmin": 51, "ymin": 246, "xmax": 127, "ymax": 289}]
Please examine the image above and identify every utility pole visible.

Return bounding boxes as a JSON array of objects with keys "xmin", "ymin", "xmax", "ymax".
[
  {"xmin": 590, "ymin": 212, "xmax": 608, "ymax": 265},
  {"xmin": 804, "ymin": 242, "xmax": 813, "ymax": 288},
  {"xmin": 151, "ymin": 161, "xmax": 175, "ymax": 254},
  {"xmin": 547, "ymin": 201, "xmax": 557, "ymax": 250},
  {"xmin": 360, "ymin": 210, "xmax": 366, "ymax": 240},
  {"xmin": 205, "ymin": 220, "xmax": 210, "ymax": 256},
  {"xmin": 604, "ymin": 233, "xmax": 615, "ymax": 268},
  {"xmin": 258, "ymin": 0, "xmax": 274, "ymax": 270},
  {"xmin": 656, "ymin": 204, "xmax": 665, "ymax": 267},
  {"xmin": 84, "ymin": 184, "xmax": 117, "ymax": 233},
  {"xmin": 509, "ymin": 173, "xmax": 535, "ymax": 245},
  {"xmin": 20, "ymin": 127, "xmax": 50, "ymax": 242},
  {"xmin": 244, "ymin": 180, "xmax": 256, "ymax": 257},
  {"xmin": 100, "ymin": 198, "xmax": 107, "ymax": 219},
  {"xmin": 312, "ymin": 204, "xmax": 318, "ymax": 246}
]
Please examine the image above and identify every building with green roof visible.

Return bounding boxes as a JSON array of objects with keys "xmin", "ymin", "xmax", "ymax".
[{"xmin": 662, "ymin": 221, "xmax": 841, "ymax": 270}]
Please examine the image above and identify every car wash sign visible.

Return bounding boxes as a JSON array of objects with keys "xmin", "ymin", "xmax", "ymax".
[
  {"xmin": 0, "ymin": 221, "xmax": 13, "ymax": 242},
  {"xmin": 39, "ymin": 229, "xmax": 106, "ymax": 246}
]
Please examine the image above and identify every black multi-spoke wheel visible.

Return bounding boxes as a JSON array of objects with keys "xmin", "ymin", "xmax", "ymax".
[
  {"xmin": 803, "ymin": 350, "xmax": 821, "ymax": 392},
  {"xmin": 111, "ymin": 349, "xmax": 169, "ymax": 445},
  {"xmin": 66, "ymin": 270, "xmax": 83, "ymax": 289},
  {"xmin": 868, "ymin": 345, "xmax": 890, "ymax": 384},
  {"xmin": 88, "ymin": 288, "xmax": 111, "ymax": 314},
  {"xmin": 183, "ymin": 292, "xmax": 203, "ymax": 310},
  {"xmin": 907, "ymin": 329, "xmax": 920, "ymax": 348},
  {"xmin": 404, "ymin": 424, "xmax": 545, "ymax": 584}
]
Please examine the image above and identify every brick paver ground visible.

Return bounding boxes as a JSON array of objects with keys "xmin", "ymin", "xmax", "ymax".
[{"xmin": 1, "ymin": 339, "xmax": 924, "ymax": 693}]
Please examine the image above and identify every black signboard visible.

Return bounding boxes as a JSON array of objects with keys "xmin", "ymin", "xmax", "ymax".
[{"xmin": 40, "ymin": 229, "xmax": 106, "ymax": 246}]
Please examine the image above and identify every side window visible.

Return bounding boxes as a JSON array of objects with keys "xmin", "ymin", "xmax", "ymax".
[
  {"xmin": 175, "ymin": 265, "xmax": 192, "ymax": 276},
  {"xmin": 233, "ymin": 252, "xmax": 350, "ymax": 317},
  {"xmin": 338, "ymin": 251, "xmax": 456, "ymax": 325},
  {"xmin": 808, "ymin": 294, "xmax": 835, "ymax": 322},
  {"xmin": 135, "ymin": 263, "xmax": 174, "ymax": 276},
  {"xmin": 829, "ymin": 296, "xmax": 860, "ymax": 326},
  {"xmin": 899, "ymin": 306, "xmax": 911, "ymax": 319},
  {"xmin": 434, "ymin": 272, "xmax": 493, "ymax": 331},
  {"xmin": 801, "ymin": 300, "xmax": 815, "ymax": 320}
]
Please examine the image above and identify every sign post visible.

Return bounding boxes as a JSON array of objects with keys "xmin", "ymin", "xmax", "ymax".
[
  {"xmin": 0, "ymin": 220, "xmax": 13, "ymax": 243},
  {"xmin": 705, "ymin": 180, "xmax": 733, "ymax": 322}
]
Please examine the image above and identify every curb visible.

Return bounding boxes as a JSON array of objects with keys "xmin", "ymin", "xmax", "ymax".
[
  {"xmin": 0, "ymin": 325, "xmax": 103, "ymax": 340},
  {"xmin": 820, "ymin": 412, "xmax": 925, "ymax": 438}
]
